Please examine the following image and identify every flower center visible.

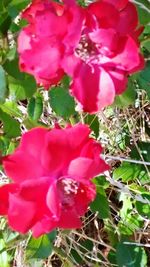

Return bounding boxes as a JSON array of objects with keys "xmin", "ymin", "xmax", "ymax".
[
  {"xmin": 75, "ymin": 31, "xmax": 115, "ymax": 65},
  {"xmin": 57, "ymin": 177, "xmax": 79, "ymax": 207},
  {"xmin": 75, "ymin": 34, "xmax": 97, "ymax": 62}
]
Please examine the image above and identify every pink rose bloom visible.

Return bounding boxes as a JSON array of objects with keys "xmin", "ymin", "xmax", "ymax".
[
  {"xmin": 18, "ymin": 0, "xmax": 84, "ymax": 88},
  {"xmin": 64, "ymin": 0, "xmax": 144, "ymax": 113},
  {"xmin": 0, "ymin": 124, "xmax": 109, "ymax": 237},
  {"xmin": 18, "ymin": 0, "xmax": 144, "ymax": 113}
]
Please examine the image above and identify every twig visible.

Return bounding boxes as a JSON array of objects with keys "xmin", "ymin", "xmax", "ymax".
[{"xmin": 105, "ymin": 155, "xmax": 150, "ymax": 166}]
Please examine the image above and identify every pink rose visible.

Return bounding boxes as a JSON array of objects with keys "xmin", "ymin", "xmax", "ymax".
[
  {"xmin": 18, "ymin": 0, "xmax": 84, "ymax": 88},
  {"xmin": 0, "ymin": 124, "xmax": 109, "ymax": 237},
  {"xmin": 65, "ymin": 0, "xmax": 144, "ymax": 113},
  {"xmin": 18, "ymin": 0, "xmax": 144, "ymax": 113}
]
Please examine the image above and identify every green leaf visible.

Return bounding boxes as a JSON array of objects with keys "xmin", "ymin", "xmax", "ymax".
[
  {"xmin": 92, "ymin": 175, "xmax": 110, "ymax": 189},
  {"xmin": 70, "ymin": 240, "xmax": 93, "ymax": 265},
  {"xmin": 70, "ymin": 249, "xmax": 83, "ymax": 265},
  {"xmin": 0, "ymin": 65, "xmax": 7, "ymax": 103},
  {"xmin": 114, "ymin": 78, "xmax": 136, "ymax": 107},
  {"xmin": 0, "ymin": 11, "xmax": 11, "ymax": 35},
  {"xmin": 0, "ymin": 136, "xmax": 10, "ymax": 156},
  {"xmin": 3, "ymin": 58, "xmax": 25, "ymax": 80},
  {"xmin": 142, "ymin": 39, "xmax": 150, "ymax": 53},
  {"xmin": 114, "ymin": 142, "xmax": 150, "ymax": 184},
  {"xmin": 6, "ymin": 46, "xmax": 16, "ymax": 61},
  {"xmin": 49, "ymin": 87, "xmax": 76, "ymax": 119},
  {"xmin": 116, "ymin": 242, "xmax": 147, "ymax": 267},
  {"xmin": 113, "ymin": 162, "xmax": 149, "ymax": 184},
  {"xmin": 2, "ymin": 230, "xmax": 19, "ymax": 246},
  {"xmin": 62, "ymin": 75, "xmax": 71, "ymax": 89},
  {"xmin": 0, "ymin": 237, "xmax": 9, "ymax": 267},
  {"xmin": 0, "ymin": 101, "xmax": 22, "ymax": 117},
  {"xmin": 140, "ymin": 61, "xmax": 150, "ymax": 82},
  {"xmin": 8, "ymin": 0, "xmax": 30, "ymax": 17},
  {"xmin": 23, "ymin": 118, "xmax": 45, "ymax": 130},
  {"xmin": 104, "ymin": 221, "xmax": 118, "ymax": 246},
  {"xmin": 108, "ymin": 250, "xmax": 117, "ymax": 265},
  {"xmin": 26, "ymin": 231, "xmax": 57, "ymax": 259},
  {"xmin": 119, "ymin": 195, "xmax": 132, "ymax": 220},
  {"xmin": 137, "ymin": 5, "xmax": 150, "ymax": 25},
  {"xmin": 118, "ymin": 195, "xmax": 143, "ymax": 236},
  {"xmin": 90, "ymin": 186, "xmax": 110, "ymax": 219},
  {"xmin": 135, "ymin": 193, "xmax": 150, "ymax": 219},
  {"xmin": 8, "ymin": 75, "xmax": 36, "ymax": 100},
  {"xmin": 80, "ymin": 240, "xmax": 93, "ymax": 253},
  {"xmin": 131, "ymin": 142, "xmax": 150, "ymax": 163},
  {"xmin": 0, "ymin": 108, "xmax": 21, "ymax": 138},
  {"xmin": 115, "ymin": 131, "xmax": 129, "ymax": 151},
  {"xmin": 0, "ymin": 0, "xmax": 11, "ymax": 8},
  {"xmin": 136, "ymin": 61, "xmax": 150, "ymax": 99},
  {"xmin": 85, "ymin": 114, "xmax": 99, "ymax": 138},
  {"xmin": 28, "ymin": 95, "xmax": 43, "ymax": 121}
]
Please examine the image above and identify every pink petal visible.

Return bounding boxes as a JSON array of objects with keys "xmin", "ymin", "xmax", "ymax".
[
  {"xmin": 74, "ymin": 182, "xmax": 96, "ymax": 215},
  {"xmin": 97, "ymin": 67, "xmax": 116, "ymax": 109},
  {"xmin": 19, "ymin": 177, "xmax": 52, "ymax": 223},
  {"xmin": 61, "ymin": 53, "xmax": 80, "ymax": 77},
  {"xmin": 116, "ymin": 2, "xmax": 138, "ymax": 35},
  {"xmin": 112, "ymin": 36, "xmax": 141, "ymax": 71},
  {"xmin": 46, "ymin": 183, "xmax": 61, "ymax": 219},
  {"xmin": 71, "ymin": 63, "xmax": 116, "ymax": 113},
  {"xmin": 19, "ymin": 177, "xmax": 50, "ymax": 203},
  {"xmin": 18, "ymin": 30, "xmax": 32, "ymax": 53},
  {"xmin": 3, "ymin": 151, "xmax": 44, "ymax": 183},
  {"xmin": 68, "ymin": 157, "xmax": 94, "ymax": 179},
  {"xmin": 80, "ymin": 139, "xmax": 102, "ymax": 157},
  {"xmin": 89, "ymin": 28, "xmax": 119, "ymax": 53},
  {"xmin": 68, "ymin": 157, "xmax": 109, "ymax": 180},
  {"xmin": 20, "ymin": 127, "xmax": 49, "ymax": 158},
  {"xmin": 42, "ymin": 129, "xmax": 69, "ymax": 175},
  {"xmin": 8, "ymin": 194, "xmax": 37, "ymax": 234},
  {"xmin": 108, "ymin": 69, "xmax": 128, "ymax": 94},
  {"xmin": 0, "ymin": 184, "xmax": 19, "ymax": 215},
  {"xmin": 58, "ymin": 209, "xmax": 82, "ymax": 229},
  {"xmin": 71, "ymin": 62, "xmax": 98, "ymax": 113},
  {"xmin": 65, "ymin": 123, "xmax": 91, "ymax": 149},
  {"xmin": 34, "ymin": 9, "xmax": 67, "ymax": 38},
  {"xmin": 42, "ymin": 124, "xmax": 90, "ymax": 175},
  {"xmin": 3, "ymin": 128, "xmax": 48, "ymax": 183},
  {"xmin": 19, "ymin": 35, "xmax": 64, "ymax": 88},
  {"xmin": 104, "ymin": 0, "xmax": 128, "ymax": 9},
  {"xmin": 88, "ymin": 1, "xmax": 119, "ymax": 28},
  {"xmin": 63, "ymin": 4, "xmax": 84, "ymax": 48},
  {"xmin": 32, "ymin": 216, "xmax": 57, "ymax": 238}
]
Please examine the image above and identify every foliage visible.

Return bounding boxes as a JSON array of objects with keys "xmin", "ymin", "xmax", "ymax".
[{"xmin": 0, "ymin": 0, "xmax": 150, "ymax": 266}]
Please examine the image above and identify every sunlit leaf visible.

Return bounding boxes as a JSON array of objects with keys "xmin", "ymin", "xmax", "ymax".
[
  {"xmin": 0, "ymin": 237, "xmax": 9, "ymax": 267},
  {"xmin": 135, "ymin": 193, "xmax": 150, "ymax": 219},
  {"xmin": 116, "ymin": 242, "xmax": 147, "ymax": 267},
  {"xmin": 26, "ymin": 231, "xmax": 57, "ymax": 259},
  {"xmin": 49, "ymin": 87, "xmax": 76, "ymax": 119},
  {"xmin": 90, "ymin": 187, "xmax": 110, "ymax": 219},
  {"xmin": 0, "ymin": 108, "xmax": 21, "ymax": 138}
]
